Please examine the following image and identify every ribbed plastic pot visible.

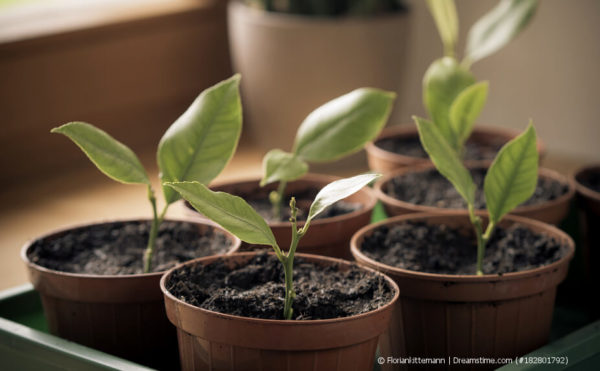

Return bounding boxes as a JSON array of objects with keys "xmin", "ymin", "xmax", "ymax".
[
  {"xmin": 365, "ymin": 124, "xmax": 547, "ymax": 173},
  {"xmin": 351, "ymin": 213, "xmax": 574, "ymax": 370},
  {"xmin": 374, "ymin": 162, "xmax": 574, "ymax": 225},
  {"xmin": 182, "ymin": 173, "xmax": 377, "ymax": 260},
  {"xmin": 161, "ymin": 251, "xmax": 399, "ymax": 371},
  {"xmin": 21, "ymin": 218, "xmax": 240, "ymax": 369}
]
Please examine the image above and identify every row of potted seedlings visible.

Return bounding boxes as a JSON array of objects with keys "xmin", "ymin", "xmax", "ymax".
[{"xmin": 19, "ymin": 2, "xmax": 594, "ymax": 370}]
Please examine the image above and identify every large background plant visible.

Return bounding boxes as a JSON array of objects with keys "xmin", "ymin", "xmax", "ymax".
[
  {"xmin": 423, "ymin": 0, "xmax": 537, "ymax": 156},
  {"xmin": 51, "ymin": 75, "xmax": 242, "ymax": 273}
]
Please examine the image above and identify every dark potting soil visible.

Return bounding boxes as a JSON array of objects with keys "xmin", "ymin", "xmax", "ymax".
[
  {"xmin": 167, "ymin": 253, "xmax": 394, "ymax": 320},
  {"xmin": 578, "ymin": 170, "xmax": 600, "ymax": 193},
  {"xmin": 376, "ymin": 135, "xmax": 504, "ymax": 161},
  {"xmin": 385, "ymin": 168, "xmax": 568, "ymax": 209},
  {"xmin": 361, "ymin": 222, "xmax": 567, "ymax": 275},
  {"xmin": 27, "ymin": 221, "xmax": 232, "ymax": 275}
]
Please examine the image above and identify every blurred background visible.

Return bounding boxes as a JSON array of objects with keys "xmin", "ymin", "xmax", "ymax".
[{"xmin": 0, "ymin": 0, "xmax": 598, "ymax": 289}]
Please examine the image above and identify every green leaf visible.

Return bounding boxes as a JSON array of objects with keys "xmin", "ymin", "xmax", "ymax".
[
  {"xmin": 293, "ymin": 88, "xmax": 395, "ymax": 163},
  {"xmin": 166, "ymin": 181, "xmax": 277, "ymax": 247},
  {"xmin": 484, "ymin": 123, "xmax": 538, "ymax": 224},
  {"xmin": 260, "ymin": 149, "xmax": 308, "ymax": 187},
  {"xmin": 426, "ymin": 0, "xmax": 458, "ymax": 57},
  {"xmin": 51, "ymin": 122, "xmax": 150, "ymax": 185},
  {"xmin": 307, "ymin": 173, "xmax": 380, "ymax": 224},
  {"xmin": 414, "ymin": 116, "xmax": 476, "ymax": 206},
  {"xmin": 450, "ymin": 81, "xmax": 489, "ymax": 146},
  {"xmin": 158, "ymin": 75, "xmax": 242, "ymax": 205},
  {"xmin": 465, "ymin": 0, "xmax": 538, "ymax": 64},
  {"xmin": 423, "ymin": 57, "xmax": 476, "ymax": 149}
]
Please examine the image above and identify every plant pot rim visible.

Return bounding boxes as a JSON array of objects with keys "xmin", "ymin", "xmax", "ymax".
[
  {"xmin": 365, "ymin": 123, "xmax": 547, "ymax": 163},
  {"xmin": 229, "ymin": 0, "xmax": 409, "ymax": 26},
  {"xmin": 350, "ymin": 211, "xmax": 575, "ymax": 282},
  {"xmin": 573, "ymin": 164, "xmax": 600, "ymax": 202},
  {"xmin": 21, "ymin": 217, "xmax": 241, "ymax": 280},
  {"xmin": 160, "ymin": 251, "xmax": 399, "ymax": 325},
  {"xmin": 187, "ymin": 172, "xmax": 378, "ymax": 228},
  {"xmin": 374, "ymin": 160, "xmax": 575, "ymax": 215}
]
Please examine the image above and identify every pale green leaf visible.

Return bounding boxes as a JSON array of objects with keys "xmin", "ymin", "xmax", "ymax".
[
  {"xmin": 158, "ymin": 75, "xmax": 242, "ymax": 204},
  {"xmin": 450, "ymin": 81, "xmax": 489, "ymax": 145},
  {"xmin": 51, "ymin": 122, "xmax": 149, "ymax": 185},
  {"xmin": 423, "ymin": 57, "xmax": 476, "ymax": 149},
  {"xmin": 260, "ymin": 149, "xmax": 308, "ymax": 186},
  {"xmin": 166, "ymin": 181, "xmax": 277, "ymax": 247},
  {"xmin": 307, "ymin": 173, "xmax": 380, "ymax": 224},
  {"xmin": 484, "ymin": 123, "xmax": 538, "ymax": 224},
  {"xmin": 414, "ymin": 116, "xmax": 476, "ymax": 206},
  {"xmin": 426, "ymin": 0, "xmax": 459, "ymax": 57},
  {"xmin": 465, "ymin": 0, "xmax": 538, "ymax": 64},
  {"xmin": 293, "ymin": 88, "xmax": 395, "ymax": 163}
]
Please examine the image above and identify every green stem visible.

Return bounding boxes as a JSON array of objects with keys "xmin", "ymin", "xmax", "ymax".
[
  {"xmin": 282, "ymin": 197, "xmax": 301, "ymax": 320},
  {"xmin": 468, "ymin": 204, "xmax": 485, "ymax": 276},
  {"xmin": 143, "ymin": 186, "xmax": 169, "ymax": 273},
  {"xmin": 271, "ymin": 180, "xmax": 287, "ymax": 221}
]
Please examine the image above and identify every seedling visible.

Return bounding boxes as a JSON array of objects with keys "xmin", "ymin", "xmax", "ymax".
[
  {"xmin": 51, "ymin": 75, "xmax": 243, "ymax": 273},
  {"xmin": 167, "ymin": 173, "xmax": 379, "ymax": 319},
  {"xmin": 414, "ymin": 116, "xmax": 538, "ymax": 275},
  {"xmin": 261, "ymin": 88, "xmax": 395, "ymax": 218},
  {"xmin": 423, "ymin": 0, "xmax": 537, "ymax": 155}
]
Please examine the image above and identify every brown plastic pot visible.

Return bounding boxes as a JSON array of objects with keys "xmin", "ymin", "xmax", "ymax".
[
  {"xmin": 365, "ymin": 124, "xmax": 547, "ymax": 173},
  {"xmin": 573, "ymin": 165, "xmax": 600, "ymax": 291},
  {"xmin": 351, "ymin": 212, "xmax": 574, "ymax": 368},
  {"xmin": 374, "ymin": 162, "xmax": 575, "ymax": 225},
  {"xmin": 160, "ymin": 251, "xmax": 399, "ymax": 371},
  {"xmin": 21, "ymin": 218, "xmax": 240, "ymax": 369},
  {"xmin": 182, "ymin": 173, "xmax": 377, "ymax": 260}
]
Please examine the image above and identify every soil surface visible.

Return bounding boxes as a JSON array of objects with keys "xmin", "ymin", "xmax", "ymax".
[
  {"xmin": 28, "ymin": 221, "xmax": 232, "ymax": 275},
  {"xmin": 376, "ymin": 135, "xmax": 504, "ymax": 161},
  {"xmin": 167, "ymin": 253, "xmax": 394, "ymax": 320},
  {"xmin": 385, "ymin": 168, "xmax": 568, "ymax": 209},
  {"xmin": 361, "ymin": 222, "xmax": 567, "ymax": 275},
  {"xmin": 578, "ymin": 170, "xmax": 600, "ymax": 193}
]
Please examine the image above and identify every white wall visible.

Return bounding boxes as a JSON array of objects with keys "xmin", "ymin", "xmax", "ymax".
[{"xmin": 395, "ymin": 0, "xmax": 600, "ymax": 161}]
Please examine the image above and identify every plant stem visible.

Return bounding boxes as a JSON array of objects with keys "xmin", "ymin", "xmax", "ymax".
[
  {"xmin": 143, "ymin": 186, "xmax": 168, "ymax": 273},
  {"xmin": 282, "ymin": 197, "xmax": 302, "ymax": 320},
  {"xmin": 271, "ymin": 180, "xmax": 287, "ymax": 220},
  {"xmin": 468, "ymin": 204, "xmax": 485, "ymax": 276}
]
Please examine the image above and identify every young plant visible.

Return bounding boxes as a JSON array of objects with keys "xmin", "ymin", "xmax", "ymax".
[
  {"xmin": 51, "ymin": 75, "xmax": 243, "ymax": 273},
  {"xmin": 166, "ymin": 173, "xmax": 379, "ymax": 319},
  {"xmin": 261, "ymin": 88, "xmax": 395, "ymax": 218},
  {"xmin": 414, "ymin": 116, "xmax": 538, "ymax": 275},
  {"xmin": 423, "ymin": 0, "xmax": 537, "ymax": 155}
]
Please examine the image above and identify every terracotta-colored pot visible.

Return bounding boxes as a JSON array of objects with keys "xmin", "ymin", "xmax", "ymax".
[
  {"xmin": 374, "ymin": 162, "xmax": 574, "ymax": 225},
  {"xmin": 573, "ymin": 165, "xmax": 600, "ymax": 294},
  {"xmin": 351, "ymin": 213, "xmax": 574, "ymax": 369},
  {"xmin": 365, "ymin": 124, "xmax": 547, "ymax": 173},
  {"xmin": 182, "ymin": 173, "xmax": 377, "ymax": 260},
  {"xmin": 21, "ymin": 218, "xmax": 240, "ymax": 369},
  {"xmin": 161, "ymin": 251, "xmax": 399, "ymax": 371},
  {"xmin": 228, "ymin": 1, "xmax": 410, "ymax": 151}
]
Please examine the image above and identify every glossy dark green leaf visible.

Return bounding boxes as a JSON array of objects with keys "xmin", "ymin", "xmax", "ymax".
[
  {"xmin": 414, "ymin": 116, "xmax": 476, "ymax": 206},
  {"xmin": 423, "ymin": 57, "xmax": 476, "ymax": 149},
  {"xmin": 158, "ymin": 75, "xmax": 242, "ymax": 204},
  {"xmin": 51, "ymin": 122, "xmax": 150, "ymax": 185},
  {"xmin": 166, "ymin": 181, "xmax": 277, "ymax": 247},
  {"xmin": 484, "ymin": 123, "xmax": 538, "ymax": 224},
  {"xmin": 293, "ymin": 88, "xmax": 395, "ymax": 163},
  {"xmin": 260, "ymin": 149, "xmax": 308, "ymax": 186},
  {"xmin": 465, "ymin": 0, "xmax": 538, "ymax": 64}
]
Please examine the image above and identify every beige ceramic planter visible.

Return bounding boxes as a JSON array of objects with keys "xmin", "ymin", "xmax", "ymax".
[
  {"xmin": 228, "ymin": 1, "xmax": 410, "ymax": 150},
  {"xmin": 183, "ymin": 173, "xmax": 377, "ymax": 260},
  {"xmin": 161, "ymin": 252, "xmax": 399, "ymax": 371},
  {"xmin": 351, "ymin": 213, "xmax": 574, "ymax": 369},
  {"xmin": 21, "ymin": 218, "xmax": 240, "ymax": 369},
  {"xmin": 374, "ymin": 162, "xmax": 574, "ymax": 225},
  {"xmin": 365, "ymin": 124, "xmax": 547, "ymax": 173}
]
